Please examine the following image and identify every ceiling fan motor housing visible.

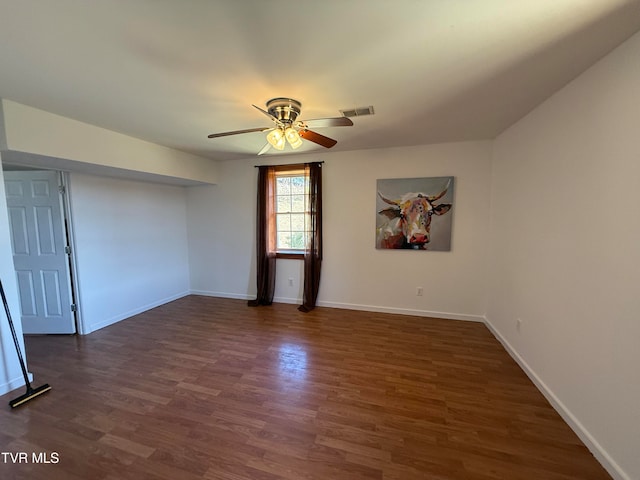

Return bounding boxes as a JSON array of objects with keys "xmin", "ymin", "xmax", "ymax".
[{"xmin": 267, "ymin": 98, "xmax": 302, "ymax": 124}]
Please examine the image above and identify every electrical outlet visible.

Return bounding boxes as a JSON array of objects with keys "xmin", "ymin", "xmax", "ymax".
[
  {"xmin": 288, "ymin": 277, "xmax": 294, "ymax": 286},
  {"xmin": 516, "ymin": 318, "xmax": 522, "ymax": 332},
  {"xmin": 416, "ymin": 287, "xmax": 423, "ymax": 296}
]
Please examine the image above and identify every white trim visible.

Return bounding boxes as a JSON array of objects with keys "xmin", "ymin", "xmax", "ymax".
[
  {"xmin": 190, "ymin": 290, "xmax": 252, "ymax": 301},
  {"xmin": 484, "ymin": 316, "xmax": 629, "ymax": 480},
  {"xmin": 317, "ymin": 300, "xmax": 485, "ymax": 322},
  {"xmin": 189, "ymin": 290, "xmax": 484, "ymax": 322},
  {"xmin": 59, "ymin": 171, "xmax": 83, "ymax": 334},
  {"xmin": 0, "ymin": 372, "xmax": 33, "ymax": 396},
  {"xmin": 82, "ymin": 291, "xmax": 190, "ymax": 334},
  {"xmin": 274, "ymin": 296, "xmax": 302, "ymax": 305},
  {"xmin": 190, "ymin": 290, "xmax": 302, "ymax": 305}
]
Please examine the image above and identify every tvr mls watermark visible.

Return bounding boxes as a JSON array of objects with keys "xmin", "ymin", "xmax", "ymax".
[{"xmin": 1, "ymin": 452, "xmax": 60, "ymax": 464}]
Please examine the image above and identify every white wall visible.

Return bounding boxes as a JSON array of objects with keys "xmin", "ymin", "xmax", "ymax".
[
  {"xmin": 0, "ymin": 155, "xmax": 31, "ymax": 395},
  {"xmin": 188, "ymin": 141, "xmax": 493, "ymax": 321},
  {"xmin": 70, "ymin": 173, "xmax": 190, "ymax": 333},
  {"xmin": 487, "ymin": 31, "xmax": 640, "ymax": 480}
]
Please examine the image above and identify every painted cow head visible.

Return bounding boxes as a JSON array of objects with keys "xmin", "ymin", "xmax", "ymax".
[{"xmin": 378, "ymin": 185, "xmax": 452, "ymax": 249}]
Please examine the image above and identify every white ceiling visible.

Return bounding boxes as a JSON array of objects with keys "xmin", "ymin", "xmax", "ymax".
[{"xmin": 1, "ymin": 0, "xmax": 639, "ymax": 162}]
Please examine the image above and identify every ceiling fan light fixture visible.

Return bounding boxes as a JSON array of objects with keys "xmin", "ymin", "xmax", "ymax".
[
  {"xmin": 284, "ymin": 127, "xmax": 303, "ymax": 149},
  {"xmin": 208, "ymin": 97, "xmax": 353, "ymax": 154},
  {"xmin": 267, "ymin": 128, "xmax": 285, "ymax": 150}
]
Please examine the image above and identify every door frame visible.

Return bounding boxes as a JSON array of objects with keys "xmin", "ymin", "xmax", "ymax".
[{"xmin": 59, "ymin": 171, "xmax": 83, "ymax": 334}]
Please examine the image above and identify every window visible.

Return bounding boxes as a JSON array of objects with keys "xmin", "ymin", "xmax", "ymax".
[
  {"xmin": 250, "ymin": 162, "xmax": 322, "ymax": 309},
  {"xmin": 274, "ymin": 166, "xmax": 309, "ymax": 257}
]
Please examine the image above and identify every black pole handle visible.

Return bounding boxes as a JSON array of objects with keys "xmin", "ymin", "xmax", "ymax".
[{"xmin": 0, "ymin": 279, "xmax": 31, "ymax": 387}]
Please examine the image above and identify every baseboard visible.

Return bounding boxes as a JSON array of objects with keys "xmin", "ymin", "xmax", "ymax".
[
  {"xmin": 191, "ymin": 290, "xmax": 303, "ymax": 305},
  {"xmin": 273, "ymin": 296, "xmax": 302, "ymax": 305},
  {"xmin": 317, "ymin": 300, "xmax": 485, "ymax": 322},
  {"xmin": 0, "ymin": 372, "xmax": 33, "ymax": 396},
  {"xmin": 82, "ymin": 290, "xmax": 191, "ymax": 334},
  {"xmin": 483, "ymin": 316, "xmax": 629, "ymax": 480},
  {"xmin": 190, "ymin": 290, "xmax": 253, "ymax": 301},
  {"xmin": 190, "ymin": 290, "xmax": 483, "ymax": 322}
]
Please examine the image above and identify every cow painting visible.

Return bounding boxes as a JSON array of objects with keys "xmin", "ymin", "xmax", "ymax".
[{"xmin": 376, "ymin": 177, "xmax": 453, "ymax": 250}]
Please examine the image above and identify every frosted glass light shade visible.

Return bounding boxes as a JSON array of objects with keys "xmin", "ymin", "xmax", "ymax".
[
  {"xmin": 284, "ymin": 127, "xmax": 303, "ymax": 149},
  {"xmin": 267, "ymin": 128, "xmax": 285, "ymax": 150}
]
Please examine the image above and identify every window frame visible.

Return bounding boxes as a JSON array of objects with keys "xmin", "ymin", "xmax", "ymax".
[{"xmin": 273, "ymin": 164, "xmax": 308, "ymax": 259}]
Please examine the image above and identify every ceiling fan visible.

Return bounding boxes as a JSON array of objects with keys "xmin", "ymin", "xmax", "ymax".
[{"xmin": 207, "ymin": 98, "xmax": 353, "ymax": 155}]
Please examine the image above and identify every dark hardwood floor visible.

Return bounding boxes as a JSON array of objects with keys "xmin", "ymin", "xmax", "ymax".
[{"xmin": 0, "ymin": 296, "xmax": 610, "ymax": 479}]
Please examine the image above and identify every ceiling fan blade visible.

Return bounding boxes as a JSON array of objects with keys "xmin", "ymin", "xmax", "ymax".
[
  {"xmin": 252, "ymin": 104, "xmax": 280, "ymax": 125},
  {"xmin": 257, "ymin": 143, "xmax": 271, "ymax": 156},
  {"xmin": 300, "ymin": 117, "xmax": 354, "ymax": 128},
  {"xmin": 207, "ymin": 127, "xmax": 269, "ymax": 139},
  {"xmin": 299, "ymin": 129, "xmax": 338, "ymax": 148}
]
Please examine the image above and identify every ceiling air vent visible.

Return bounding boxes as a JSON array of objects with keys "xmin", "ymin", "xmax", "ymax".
[{"xmin": 340, "ymin": 105, "xmax": 375, "ymax": 118}]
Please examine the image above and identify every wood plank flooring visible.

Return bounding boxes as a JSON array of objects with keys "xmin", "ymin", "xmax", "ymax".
[{"xmin": 0, "ymin": 296, "xmax": 610, "ymax": 479}]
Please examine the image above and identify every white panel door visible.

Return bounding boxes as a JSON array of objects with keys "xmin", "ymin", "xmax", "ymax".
[{"xmin": 4, "ymin": 170, "xmax": 75, "ymax": 334}]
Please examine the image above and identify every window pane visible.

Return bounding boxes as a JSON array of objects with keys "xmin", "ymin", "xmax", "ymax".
[
  {"xmin": 277, "ymin": 232, "xmax": 291, "ymax": 249},
  {"xmin": 290, "ymin": 176, "xmax": 305, "ymax": 194},
  {"xmin": 276, "ymin": 214, "xmax": 290, "ymax": 231},
  {"xmin": 291, "ymin": 194, "xmax": 305, "ymax": 212},
  {"xmin": 276, "ymin": 177, "xmax": 291, "ymax": 195},
  {"xmin": 290, "ymin": 213, "xmax": 305, "ymax": 231},
  {"xmin": 290, "ymin": 232, "xmax": 305, "ymax": 249},
  {"xmin": 276, "ymin": 195, "xmax": 291, "ymax": 213},
  {"xmin": 274, "ymin": 171, "xmax": 310, "ymax": 253}
]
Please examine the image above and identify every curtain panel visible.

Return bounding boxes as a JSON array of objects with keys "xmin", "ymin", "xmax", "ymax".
[
  {"xmin": 298, "ymin": 162, "xmax": 323, "ymax": 312},
  {"xmin": 248, "ymin": 165, "xmax": 276, "ymax": 306}
]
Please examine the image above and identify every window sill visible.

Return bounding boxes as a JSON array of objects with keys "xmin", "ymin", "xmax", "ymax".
[{"xmin": 276, "ymin": 250, "xmax": 304, "ymax": 259}]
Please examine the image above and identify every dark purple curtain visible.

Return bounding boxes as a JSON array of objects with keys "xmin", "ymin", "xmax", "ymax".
[
  {"xmin": 298, "ymin": 162, "xmax": 323, "ymax": 312},
  {"xmin": 248, "ymin": 166, "xmax": 276, "ymax": 306}
]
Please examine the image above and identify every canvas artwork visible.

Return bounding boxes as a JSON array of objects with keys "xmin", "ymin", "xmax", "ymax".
[{"xmin": 376, "ymin": 176, "xmax": 454, "ymax": 251}]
